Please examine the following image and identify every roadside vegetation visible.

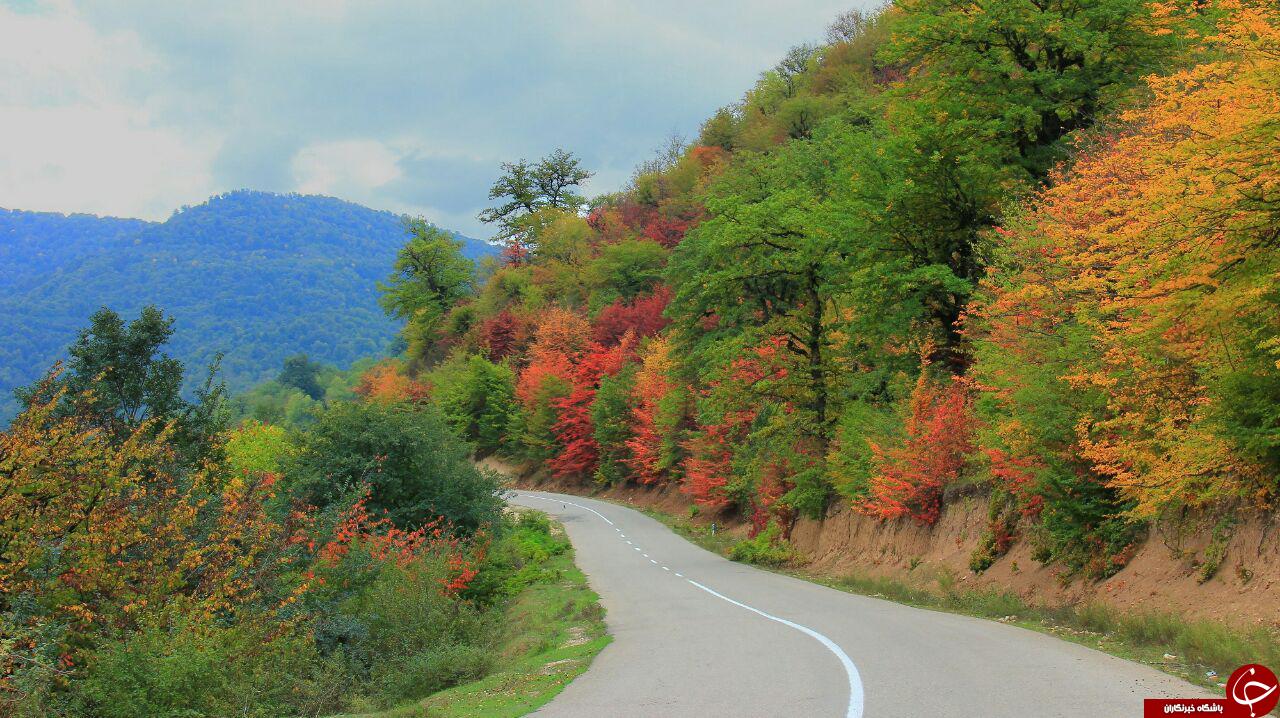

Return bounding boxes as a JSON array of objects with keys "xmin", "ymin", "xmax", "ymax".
[{"xmin": 0, "ymin": 308, "xmax": 606, "ymax": 717}]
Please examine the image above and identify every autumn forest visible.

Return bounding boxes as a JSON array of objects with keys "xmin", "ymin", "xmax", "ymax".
[{"xmin": 3, "ymin": 0, "xmax": 1279, "ymax": 715}]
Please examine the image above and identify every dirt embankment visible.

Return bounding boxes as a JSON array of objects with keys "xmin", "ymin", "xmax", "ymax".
[{"xmin": 486, "ymin": 457, "xmax": 1280, "ymax": 630}]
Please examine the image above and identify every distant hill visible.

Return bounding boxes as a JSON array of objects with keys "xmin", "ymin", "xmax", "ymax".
[{"xmin": 0, "ymin": 191, "xmax": 494, "ymax": 420}]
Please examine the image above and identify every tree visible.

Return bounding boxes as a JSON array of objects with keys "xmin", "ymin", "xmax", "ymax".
[
  {"xmin": 277, "ymin": 354, "xmax": 325, "ymax": 400},
  {"xmin": 16, "ymin": 306, "xmax": 223, "ymax": 457},
  {"xmin": 477, "ymin": 149, "xmax": 593, "ymax": 249},
  {"xmin": 285, "ymin": 400, "xmax": 502, "ymax": 532},
  {"xmin": 884, "ymin": 0, "xmax": 1182, "ymax": 174},
  {"xmin": 378, "ymin": 219, "xmax": 475, "ymax": 363},
  {"xmin": 668, "ymin": 133, "xmax": 853, "ymax": 439}
]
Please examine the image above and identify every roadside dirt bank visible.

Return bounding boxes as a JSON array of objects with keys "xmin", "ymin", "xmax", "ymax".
[{"xmin": 482, "ymin": 456, "xmax": 1280, "ymax": 630}]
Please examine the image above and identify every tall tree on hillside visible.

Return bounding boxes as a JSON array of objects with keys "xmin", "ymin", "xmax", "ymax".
[
  {"xmin": 884, "ymin": 0, "xmax": 1182, "ymax": 175},
  {"xmin": 668, "ymin": 133, "xmax": 853, "ymax": 440},
  {"xmin": 378, "ymin": 219, "xmax": 475, "ymax": 367},
  {"xmin": 16, "ymin": 306, "xmax": 223, "ymax": 458},
  {"xmin": 478, "ymin": 149, "xmax": 592, "ymax": 256}
]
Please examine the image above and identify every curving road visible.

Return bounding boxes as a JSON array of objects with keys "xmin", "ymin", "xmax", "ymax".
[{"xmin": 508, "ymin": 490, "xmax": 1210, "ymax": 718}]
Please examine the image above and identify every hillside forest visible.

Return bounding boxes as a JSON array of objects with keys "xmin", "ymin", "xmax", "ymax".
[
  {"xmin": 388, "ymin": 0, "xmax": 1279, "ymax": 580},
  {"xmin": 0, "ymin": 191, "xmax": 493, "ymax": 421}
]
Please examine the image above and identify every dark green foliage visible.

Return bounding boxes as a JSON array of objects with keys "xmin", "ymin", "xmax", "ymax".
[
  {"xmin": 434, "ymin": 354, "xmax": 518, "ymax": 454},
  {"xmin": 277, "ymin": 353, "xmax": 326, "ymax": 400},
  {"xmin": 590, "ymin": 367, "xmax": 635, "ymax": 484},
  {"xmin": 284, "ymin": 400, "xmax": 503, "ymax": 532},
  {"xmin": 0, "ymin": 191, "xmax": 492, "ymax": 422},
  {"xmin": 16, "ymin": 306, "xmax": 224, "ymax": 461}
]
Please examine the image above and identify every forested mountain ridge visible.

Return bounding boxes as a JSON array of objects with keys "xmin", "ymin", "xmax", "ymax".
[{"xmin": 0, "ymin": 191, "xmax": 493, "ymax": 419}]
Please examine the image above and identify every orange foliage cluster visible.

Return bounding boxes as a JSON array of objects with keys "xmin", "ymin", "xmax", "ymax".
[
  {"xmin": 973, "ymin": 1, "xmax": 1280, "ymax": 517},
  {"xmin": 356, "ymin": 359, "xmax": 430, "ymax": 403}
]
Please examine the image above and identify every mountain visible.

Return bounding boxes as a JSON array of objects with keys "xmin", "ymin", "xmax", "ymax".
[{"xmin": 0, "ymin": 190, "xmax": 494, "ymax": 419}]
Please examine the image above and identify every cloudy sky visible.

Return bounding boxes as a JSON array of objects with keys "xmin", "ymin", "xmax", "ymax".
[{"xmin": 0, "ymin": 0, "xmax": 862, "ymax": 237}]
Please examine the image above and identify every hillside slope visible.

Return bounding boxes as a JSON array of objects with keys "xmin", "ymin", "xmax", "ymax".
[{"xmin": 0, "ymin": 191, "xmax": 493, "ymax": 419}]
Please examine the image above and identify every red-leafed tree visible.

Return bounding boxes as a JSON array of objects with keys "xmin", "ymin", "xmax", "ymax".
[
  {"xmin": 547, "ymin": 333, "xmax": 637, "ymax": 479},
  {"xmin": 859, "ymin": 373, "xmax": 977, "ymax": 525},
  {"xmin": 624, "ymin": 337, "xmax": 676, "ymax": 484},
  {"xmin": 592, "ymin": 285, "xmax": 672, "ymax": 345},
  {"xmin": 479, "ymin": 309, "xmax": 526, "ymax": 361}
]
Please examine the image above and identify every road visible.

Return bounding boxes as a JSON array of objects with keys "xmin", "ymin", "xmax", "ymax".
[{"xmin": 508, "ymin": 490, "xmax": 1210, "ymax": 718}]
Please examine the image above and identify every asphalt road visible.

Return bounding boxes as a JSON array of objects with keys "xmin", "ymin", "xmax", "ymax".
[{"xmin": 508, "ymin": 490, "xmax": 1211, "ymax": 718}]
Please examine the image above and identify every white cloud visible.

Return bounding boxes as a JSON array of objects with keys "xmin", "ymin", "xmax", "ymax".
[
  {"xmin": 0, "ymin": 1, "xmax": 220, "ymax": 219},
  {"xmin": 291, "ymin": 139, "xmax": 404, "ymax": 199}
]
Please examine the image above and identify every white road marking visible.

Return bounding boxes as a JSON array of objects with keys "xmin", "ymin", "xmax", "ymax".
[
  {"xmin": 626, "ymin": 540, "xmax": 633, "ymax": 545},
  {"xmin": 513, "ymin": 492, "xmax": 615, "ymax": 526},
  {"xmin": 642, "ymin": 553, "xmax": 649, "ymax": 558},
  {"xmin": 511, "ymin": 489, "xmax": 864, "ymax": 717},
  {"xmin": 686, "ymin": 579, "xmax": 864, "ymax": 718},
  {"xmin": 662, "ymin": 566, "xmax": 670, "ymax": 571},
  {"xmin": 674, "ymin": 573, "xmax": 683, "ymax": 577},
  {"xmin": 649, "ymin": 559, "xmax": 658, "ymax": 564}
]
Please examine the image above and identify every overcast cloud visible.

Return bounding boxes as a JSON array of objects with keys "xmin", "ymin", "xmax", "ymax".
[{"xmin": 0, "ymin": 0, "xmax": 860, "ymax": 237}]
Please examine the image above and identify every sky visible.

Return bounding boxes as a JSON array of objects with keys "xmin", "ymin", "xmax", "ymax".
[{"xmin": 0, "ymin": 0, "xmax": 861, "ymax": 238}]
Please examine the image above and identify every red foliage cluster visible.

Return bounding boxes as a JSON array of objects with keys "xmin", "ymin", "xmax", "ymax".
[
  {"xmin": 623, "ymin": 341, "xmax": 675, "ymax": 485},
  {"xmin": 479, "ymin": 310, "xmax": 527, "ymax": 361},
  {"xmin": 681, "ymin": 420, "xmax": 737, "ymax": 509},
  {"xmin": 984, "ymin": 448, "xmax": 1044, "ymax": 517},
  {"xmin": 547, "ymin": 333, "xmax": 637, "ymax": 478},
  {"xmin": 592, "ymin": 286, "xmax": 672, "ymax": 345},
  {"xmin": 859, "ymin": 375, "xmax": 977, "ymax": 525}
]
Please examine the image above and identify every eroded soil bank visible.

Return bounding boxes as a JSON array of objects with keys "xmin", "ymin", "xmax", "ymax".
[{"xmin": 487, "ymin": 457, "xmax": 1279, "ymax": 630}]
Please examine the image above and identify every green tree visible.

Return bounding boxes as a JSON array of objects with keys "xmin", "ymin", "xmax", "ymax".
[
  {"xmin": 884, "ymin": 0, "xmax": 1179, "ymax": 174},
  {"xmin": 277, "ymin": 354, "xmax": 325, "ymax": 400},
  {"xmin": 436, "ymin": 355, "xmax": 517, "ymax": 454},
  {"xmin": 285, "ymin": 400, "xmax": 502, "ymax": 532},
  {"xmin": 16, "ymin": 306, "xmax": 223, "ymax": 456},
  {"xmin": 668, "ymin": 133, "xmax": 853, "ymax": 439},
  {"xmin": 378, "ymin": 219, "xmax": 475, "ymax": 364},
  {"xmin": 477, "ymin": 149, "xmax": 592, "ymax": 247}
]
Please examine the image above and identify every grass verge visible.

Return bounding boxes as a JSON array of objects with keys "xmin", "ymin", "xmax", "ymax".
[
  {"xmin": 340, "ymin": 511, "xmax": 609, "ymax": 718},
  {"xmin": 631, "ymin": 499, "xmax": 1277, "ymax": 692}
]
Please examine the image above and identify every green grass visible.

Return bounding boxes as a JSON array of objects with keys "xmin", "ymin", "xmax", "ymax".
[
  {"xmin": 625, "ymin": 497, "xmax": 1279, "ymax": 693},
  {"xmin": 339, "ymin": 512, "xmax": 610, "ymax": 718}
]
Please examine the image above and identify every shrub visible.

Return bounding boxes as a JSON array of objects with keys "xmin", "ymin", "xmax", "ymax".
[
  {"xmin": 285, "ymin": 400, "xmax": 502, "ymax": 532},
  {"xmin": 729, "ymin": 522, "xmax": 799, "ymax": 567}
]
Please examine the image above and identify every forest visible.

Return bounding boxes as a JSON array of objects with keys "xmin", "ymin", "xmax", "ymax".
[
  {"xmin": 386, "ymin": 0, "xmax": 1279, "ymax": 581},
  {"xmin": 0, "ymin": 191, "xmax": 492, "ymax": 421},
  {"xmin": 3, "ymin": 0, "xmax": 1278, "ymax": 714}
]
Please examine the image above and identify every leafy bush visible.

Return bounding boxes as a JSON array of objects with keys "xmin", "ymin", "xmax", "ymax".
[
  {"xmin": 284, "ymin": 400, "xmax": 502, "ymax": 532},
  {"xmin": 74, "ymin": 615, "xmax": 334, "ymax": 718},
  {"xmin": 729, "ymin": 522, "xmax": 799, "ymax": 567}
]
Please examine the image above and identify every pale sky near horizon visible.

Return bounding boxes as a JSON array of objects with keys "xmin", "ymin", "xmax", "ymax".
[{"xmin": 0, "ymin": 1, "xmax": 864, "ymax": 238}]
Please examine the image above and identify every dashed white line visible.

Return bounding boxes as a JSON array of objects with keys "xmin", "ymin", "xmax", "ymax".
[
  {"xmin": 634, "ymin": 547, "xmax": 641, "ymax": 551},
  {"xmin": 675, "ymin": 573, "xmax": 683, "ymax": 577},
  {"xmin": 662, "ymin": 566, "xmax": 670, "ymax": 571}
]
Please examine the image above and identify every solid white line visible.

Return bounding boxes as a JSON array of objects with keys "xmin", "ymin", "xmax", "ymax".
[
  {"xmin": 513, "ymin": 492, "xmax": 615, "ymax": 526},
  {"xmin": 511, "ymin": 489, "xmax": 863, "ymax": 716},
  {"xmin": 687, "ymin": 579, "xmax": 864, "ymax": 718}
]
